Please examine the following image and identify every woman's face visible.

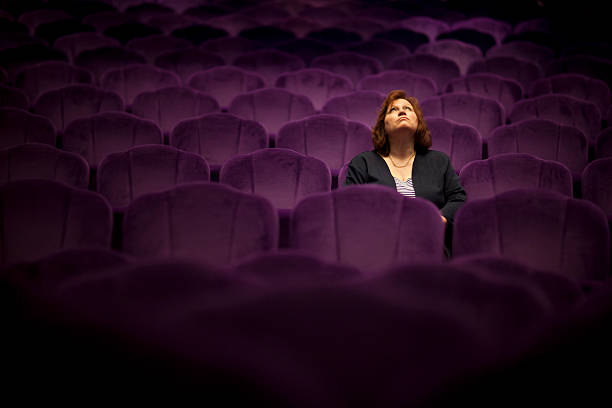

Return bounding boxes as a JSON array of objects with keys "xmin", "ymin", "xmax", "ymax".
[{"xmin": 384, "ymin": 98, "xmax": 418, "ymax": 136}]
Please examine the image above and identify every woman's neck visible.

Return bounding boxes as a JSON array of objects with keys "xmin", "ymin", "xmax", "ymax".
[{"xmin": 387, "ymin": 132, "xmax": 416, "ymax": 159}]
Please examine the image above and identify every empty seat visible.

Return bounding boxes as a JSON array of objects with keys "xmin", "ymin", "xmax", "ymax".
[
  {"xmin": 509, "ymin": 95, "xmax": 601, "ymax": 144},
  {"xmin": 426, "ymin": 117, "xmax": 483, "ymax": 174},
  {"xmin": 0, "ymin": 107, "xmax": 56, "ymax": 149},
  {"xmin": 63, "ymin": 112, "xmax": 162, "ymax": 169},
  {"xmin": 453, "ymin": 189, "xmax": 610, "ymax": 280},
  {"xmin": 299, "ymin": 6, "xmax": 347, "ymax": 25},
  {"xmin": 53, "ymin": 32, "xmax": 120, "ymax": 63},
  {"xmin": 451, "ymin": 17, "xmax": 513, "ymax": 45},
  {"xmin": 276, "ymin": 114, "xmax": 373, "ymax": 178},
  {"xmin": 126, "ymin": 34, "xmax": 192, "ymax": 64},
  {"xmin": 154, "ymin": 47, "xmax": 225, "ymax": 84},
  {"xmin": 122, "ymin": 182, "xmax": 278, "ymax": 266},
  {"xmin": 132, "ymin": 86, "xmax": 219, "ymax": 136},
  {"xmin": 336, "ymin": 18, "xmax": 385, "ymax": 41},
  {"xmin": 35, "ymin": 18, "xmax": 96, "ymax": 46},
  {"xmin": 311, "ymin": 51, "xmax": 383, "ymax": 87},
  {"xmin": 393, "ymin": 16, "xmax": 450, "ymax": 42},
  {"xmin": 206, "ymin": 13, "xmax": 259, "ymax": 37},
  {"xmin": 0, "ymin": 84, "xmax": 28, "ymax": 109},
  {"xmin": 0, "ymin": 43, "xmax": 68, "ymax": 82},
  {"xmin": 233, "ymin": 49, "xmax": 305, "ymax": 87},
  {"xmin": 357, "ymin": 70, "xmax": 437, "ymax": 102},
  {"xmin": 486, "ymin": 41, "xmax": 554, "ymax": 71},
  {"xmin": 100, "ymin": 64, "xmax": 180, "ymax": 108},
  {"xmin": 274, "ymin": 38, "xmax": 336, "ymax": 66},
  {"xmin": 275, "ymin": 68, "xmax": 353, "ymax": 111},
  {"xmin": 346, "ymin": 40, "xmax": 409, "ymax": 69},
  {"xmin": 0, "ymin": 143, "xmax": 89, "ymax": 188},
  {"xmin": 188, "ymin": 66, "xmax": 265, "ymax": 110},
  {"xmin": 277, "ymin": 16, "xmax": 324, "ymax": 39},
  {"xmin": 200, "ymin": 36, "xmax": 264, "ymax": 65},
  {"xmin": 582, "ymin": 157, "xmax": 612, "ymax": 231},
  {"xmin": 421, "ymin": 93, "xmax": 505, "ymax": 139},
  {"xmin": 445, "ymin": 73, "xmax": 523, "ymax": 115},
  {"xmin": 546, "ymin": 55, "xmax": 612, "ymax": 91},
  {"xmin": 322, "ymin": 90, "xmax": 385, "ymax": 128},
  {"xmin": 468, "ymin": 56, "xmax": 543, "ymax": 91},
  {"xmin": 436, "ymin": 28, "xmax": 496, "ymax": 54},
  {"xmin": 372, "ymin": 28, "xmax": 429, "ymax": 52},
  {"xmin": 228, "ymin": 88, "xmax": 315, "ymax": 140},
  {"xmin": 595, "ymin": 128, "xmax": 612, "ymax": 159},
  {"xmin": 291, "ymin": 184, "xmax": 445, "ymax": 272},
  {"xmin": 74, "ymin": 46, "xmax": 146, "ymax": 83},
  {"xmin": 0, "ymin": 179, "xmax": 112, "ymax": 265},
  {"xmin": 389, "ymin": 54, "xmax": 461, "ymax": 92},
  {"xmin": 459, "ymin": 153, "xmax": 573, "ymax": 200},
  {"xmin": 98, "ymin": 144, "xmax": 210, "ymax": 211},
  {"xmin": 15, "ymin": 61, "xmax": 94, "ymax": 103},
  {"xmin": 415, "ymin": 39, "xmax": 482, "ymax": 76}
]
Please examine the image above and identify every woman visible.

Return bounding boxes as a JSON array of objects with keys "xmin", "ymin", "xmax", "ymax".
[{"xmin": 343, "ymin": 89, "xmax": 466, "ymax": 228}]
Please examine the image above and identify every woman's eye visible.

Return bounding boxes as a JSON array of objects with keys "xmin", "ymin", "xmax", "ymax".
[{"xmin": 389, "ymin": 107, "xmax": 397, "ymax": 112}]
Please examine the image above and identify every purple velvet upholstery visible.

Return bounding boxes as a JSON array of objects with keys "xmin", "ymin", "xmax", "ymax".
[
  {"xmin": 425, "ymin": 117, "xmax": 483, "ymax": 173},
  {"xmin": 122, "ymin": 182, "xmax": 278, "ymax": 266},
  {"xmin": 451, "ymin": 17, "xmax": 512, "ymax": 44},
  {"xmin": 200, "ymin": 37, "xmax": 264, "ymax": 65},
  {"xmin": 467, "ymin": 56, "xmax": 543, "ymax": 91},
  {"xmin": 80, "ymin": 11, "xmax": 133, "ymax": 33},
  {"xmin": 238, "ymin": 26, "xmax": 295, "ymax": 46},
  {"xmin": 74, "ymin": 45, "xmax": 146, "ymax": 83},
  {"xmin": 170, "ymin": 112, "xmax": 268, "ymax": 177},
  {"xmin": 299, "ymin": 6, "xmax": 347, "ymax": 25},
  {"xmin": 276, "ymin": 114, "xmax": 372, "ymax": 177},
  {"xmin": 291, "ymin": 185, "xmax": 445, "ymax": 272},
  {"xmin": 63, "ymin": 112, "xmax": 162, "ymax": 168},
  {"xmin": 453, "ymin": 189, "xmax": 610, "ymax": 280},
  {"xmin": 421, "ymin": 93, "xmax": 505, "ymax": 139},
  {"xmin": 274, "ymin": 38, "xmax": 336, "ymax": 66},
  {"xmin": 509, "ymin": 95, "xmax": 601, "ymax": 144},
  {"xmin": 0, "ymin": 179, "xmax": 112, "ymax": 265},
  {"xmin": 32, "ymin": 84, "xmax": 124, "ymax": 132},
  {"xmin": 18, "ymin": 9, "xmax": 71, "ymax": 34},
  {"xmin": 596, "ymin": 128, "xmax": 612, "ymax": 159},
  {"xmin": 435, "ymin": 28, "xmax": 496, "ymax": 54},
  {"xmin": 321, "ymin": 90, "xmax": 385, "ymax": 128},
  {"xmin": 97, "ymin": 144, "xmax": 210, "ymax": 211},
  {"xmin": 274, "ymin": 68, "xmax": 353, "ymax": 111},
  {"xmin": 206, "ymin": 13, "xmax": 258, "ymax": 37},
  {"xmin": 0, "ymin": 44, "xmax": 69, "ymax": 82},
  {"xmin": 459, "ymin": 153, "xmax": 573, "ymax": 200},
  {"xmin": 15, "ymin": 61, "xmax": 93, "ymax": 103},
  {"xmin": 228, "ymin": 88, "xmax": 315, "ymax": 139},
  {"xmin": 337, "ymin": 162, "xmax": 350, "ymax": 187},
  {"xmin": 389, "ymin": 54, "xmax": 461, "ymax": 92},
  {"xmin": 188, "ymin": 66, "xmax": 265, "ymax": 110},
  {"xmin": 233, "ymin": 49, "xmax": 305, "ymax": 87},
  {"xmin": 357, "ymin": 70, "xmax": 437, "ymax": 101},
  {"xmin": 311, "ymin": 51, "xmax": 383, "ymax": 88},
  {"xmin": 336, "ymin": 20, "xmax": 385, "ymax": 42},
  {"xmin": 582, "ymin": 158, "xmax": 612, "ymax": 224},
  {"xmin": 145, "ymin": 14, "xmax": 201, "ymax": 34},
  {"xmin": 445, "ymin": 73, "xmax": 523, "ymax": 115},
  {"xmin": 346, "ymin": 40, "xmax": 410, "ymax": 69},
  {"xmin": 415, "ymin": 39, "xmax": 483, "ymax": 75},
  {"xmin": 0, "ymin": 143, "xmax": 89, "ymax": 188},
  {"xmin": 154, "ymin": 47, "xmax": 225, "ymax": 84},
  {"xmin": 131, "ymin": 86, "xmax": 219, "ymax": 136},
  {"xmin": 528, "ymin": 74, "xmax": 611, "ymax": 118},
  {"xmin": 53, "ymin": 32, "xmax": 120, "ymax": 63},
  {"xmin": 487, "ymin": 119, "xmax": 588, "ymax": 182},
  {"xmin": 100, "ymin": 64, "xmax": 180, "ymax": 107},
  {"xmin": 546, "ymin": 55, "xmax": 612, "ymax": 91},
  {"xmin": 277, "ymin": 17, "xmax": 324, "ymax": 39},
  {"xmin": 394, "ymin": 17, "xmax": 451, "ymax": 43},
  {"xmin": 0, "ymin": 84, "xmax": 28, "ymax": 109},
  {"xmin": 486, "ymin": 41, "xmax": 554, "ymax": 71},
  {"xmin": 0, "ymin": 108, "xmax": 56, "ymax": 149},
  {"xmin": 126, "ymin": 34, "xmax": 192, "ymax": 64}
]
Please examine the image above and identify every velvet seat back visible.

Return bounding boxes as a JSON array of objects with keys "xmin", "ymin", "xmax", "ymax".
[
  {"xmin": 311, "ymin": 51, "xmax": 383, "ymax": 87},
  {"xmin": 582, "ymin": 157, "xmax": 612, "ymax": 224},
  {"xmin": 346, "ymin": 39, "xmax": 409, "ymax": 69},
  {"xmin": 389, "ymin": 54, "xmax": 460, "ymax": 91},
  {"xmin": 445, "ymin": 72, "xmax": 523, "ymax": 115},
  {"xmin": 153, "ymin": 47, "xmax": 225, "ymax": 84},
  {"xmin": 321, "ymin": 90, "xmax": 385, "ymax": 129},
  {"xmin": 233, "ymin": 49, "xmax": 305, "ymax": 86},
  {"xmin": 100, "ymin": 64, "xmax": 180, "ymax": 107},
  {"xmin": 188, "ymin": 66, "xmax": 265, "ymax": 110},
  {"xmin": 357, "ymin": 70, "xmax": 437, "ymax": 102},
  {"xmin": 486, "ymin": 41, "xmax": 555, "ymax": 69},
  {"xmin": 16, "ymin": 60, "xmax": 93, "ymax": 103},
  {"xmin": 0, "ymin": 84, "xmax": 29, "ymax": 109},
  {"xmin": 467, "ymin": 56, "xmax": 543, "ymax": 91},
  {"xmin": 275, "ymin": 68, "xmax": 353, "ymax": 111},
  {"xmin": 0, "ymin": 107, "xmax": 56, "ymax": 149},
  {"xmin": 415, "ymin": 39, "xmax": 482, "ymax": 75},
  {"xmin": 74, "ymin": 46, "xmax": 146, "ymax": 83},
  {"xmin": 53, "ymin": 32, "xmax": 120, "ymax": 63},
  {"xmin": 425, "ymin": 117, "xmax": 483, "ymax": 174}
]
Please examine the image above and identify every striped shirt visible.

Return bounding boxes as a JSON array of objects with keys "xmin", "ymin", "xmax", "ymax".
[{"xmin": 393, "ymin": 177, "xmax": 416, "ymax": 197}]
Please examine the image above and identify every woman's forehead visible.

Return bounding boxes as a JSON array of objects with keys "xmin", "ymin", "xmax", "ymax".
[{"xmin": 389, "ymin": 98, "xmax": 412, "ymax": 108}]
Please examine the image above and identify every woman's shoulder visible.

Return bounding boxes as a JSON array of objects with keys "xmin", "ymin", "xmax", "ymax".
[
  {"xmin": 349, "ymin": 150, "xmax": 380, "ymax": 164},
  {"xmin": 419, "ymin": 149, "xmax": 451, "ymax": 163}
]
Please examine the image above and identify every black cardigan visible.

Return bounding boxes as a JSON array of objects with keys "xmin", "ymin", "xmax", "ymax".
[{"xmin": 343, "ymin": 149, "xmax": 467, "ymax": 223}]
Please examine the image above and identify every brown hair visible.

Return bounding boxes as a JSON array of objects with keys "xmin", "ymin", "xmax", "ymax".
[{"xmin": 372, "ymin": 90, "xmax": 432, "ymax": 156}]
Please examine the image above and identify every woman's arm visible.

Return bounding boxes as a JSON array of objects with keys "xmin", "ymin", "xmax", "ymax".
[
  {"xmin": 439, "ymin": 159, "xmax": 466, "ymax": 224},
  {"xmin": 342, "ymin": 155, "xmax": 370, "ymax": 186}
]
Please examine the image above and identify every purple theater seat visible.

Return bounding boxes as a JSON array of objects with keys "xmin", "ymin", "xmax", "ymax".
[
  {"xmin": 436, "ymin": 28, "xmax": 496, "ymax": 54},
  {"xmin": 336, "ymin": 18, "xmax": 385, "ymax": 41},
  {"xmin": 275, "ymin": 68, "xmax": 353, "ymax": 111},
  {"xmin": 104, "ymin": 21, "xmax": 162, "ymax": 45},
  {"xmin": 237, "ymin": 6, "xmax": 290, "ymax": 25},
  {"xmin": 122, "ymin": 182, "xmax": 278, "ymax": 266},
  {"xmin": 310, "ymin": 51, "xmax": 382, "ymax": 88},
  {"xmin": 509, "ymin": 95, "xmax": 602, "ymax": 144},
  {"xmin": 63, "ymin": 112, "xmax": 162, "ymax": 169},
  {"xmin": 528, "ymin": 74, "xmax": 611, "ymax": 118},
  {"xmin": 346, "ymin": 40, "xmax": 410, "ymax": 69},
  {"xmin": 200, "ymin": 37, "xmax": 264, "ymax": 65},
  {"xmin": 98, "ymin": 144, "xmax": 210, "ymax": 211},
  {"xmin": 100, "ymin": 64, "xmax": 180, "ymax": 108},
  {"xmin": 395, "ymin": 16, "xmax": 450, "ymax": 42},
  {"xmin": 274, "ymin": 38, "xmax": 336, "ymax": 66},
  {"xmin": 0, "ymin": 84, "xmax": 29, "ymax": 109},
  {"xmin": 206, "ymin": 13, "xmax": 259, "ymax": 37},
  {"xmin": 74, "ymin": 45, "xmax": 146, "ymax": 83},
  {"xmin": 126, "ymin": 34, "xmax": 192, "ymax": 64},
  {"xmin": 459, "ymin": 153, "xmax": 573, "ymax": 200},
  {"xmin": 451, "ymin": 17, "xmax": 513, "ymax": 45},
  {"xmin": 144, "ymin": 13, "xmax": 201, "ymax": 35},
  {"xmin": 298, "ymin": 6, "xmax": 347, "ymax": 25},
  {"xmin": 153, "ymin": 47, "xmax": 225, "ymax": 84},
  {"xmin": 582, "ymin": 158, "xmax": 612, "ymax": 226},
  {"xmin": 453, "ymin": 189, "xmax": 610, "ymax": 280},
  {"xmin": 420, "ymin": 93, "xmax": 505, "ymax": 139},
  {"xmin": 131, "ymin": 86, "xmax": 219, "ymax": 137},
  {"xmin": 0, "ymin": 43, "xmax": 68, "ymax": 83},
  {"xmin": 0, "ymin": 179, "xmax": 112, "ymax": 265},
  {"xmin": 0, "ymin": 143, "xmax": 89, "ymax": 188},
  {"xmin": 53, "ymin": 32, "xmax": 120, "ymax": 63},
  {"xmin": 389, "ymin": 54, "xmax": 461, "ymax": 92},
  {"xmin": 32, "ymin": 84, "xmax": 124, "ymax": 133},
  {"xmin": 321, "ymin": 90, "xmax": 385, "ymax": 128},
  {"xmin": 233, "ymin": 49, "xmax": 305, "ymax": 87},
  {"xmin": 487, "ymin": 119, "xmax": 588, "ymax": 182},
  {"xmin": 415, "ymin": 39, "xmax": 483, "ymax": 76},
  {"xmin": 371, "ymin": 28, "xmax": 429, "ymax": 53},
  {"xmin": 15, "ymin": 61, "xmax": 94, "ymax": 104},
  {"xmin": 357, "ymin": 70, "xmax": 437, "ymax": 102},
  {"xmin": 468, "ymin": 56, "xmax": 543, "ymax": 91},
  {"xmin": 596, "ymin": 128, "xmax": 612, "ymax": 159},
  {"xmin": 0, "ymin": 107, "xmax": 56, "ymax": 149},
  {"xmin": 18, "ymin": 9, "xmax": 71, "ymax": 34},
  {"xmin": 34, "ymin": 18, "xmax": 96, "ymax": 46},
  {"xmin": 228, "ymin": 88, "xmax": 315, "ymax": 140},
  {"xmin": 277, "ymin": 16, "xmax": 324, "ymax": 39},
  {"xmin": 81, "ymin": 11, "xmax": 134, "ymax": 33},
  {"xmin": 445, "ymin": 73, "xmax": 523, "ymax": 115},
  {"xmin": 276, "ymin": 113, "xmax": 372, "ymax": 178},
  {"xmin": 170, "ymin": 112, "xmax": 268, "ymax": 179},
  {"xmin": 486, "ymin": 41, "xmax": 555, "ymax": 71},
  {"xmin": 425, "ymin": 117, "xmax": 482, "ymax": 174},
  {"xmin": 188, "ymin": 66, "xmax": 265, "ymax": 110},
  {"xmin": 546, "ymin": 55, "xmax": 612, "ymax": 91},
  {"xmin": 291, "ymin": 185, "xmax": 445, "ymax": 272},
  {"xmin": 513, "ymin": 18, "xmax": 551, "ymax": 35}
]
